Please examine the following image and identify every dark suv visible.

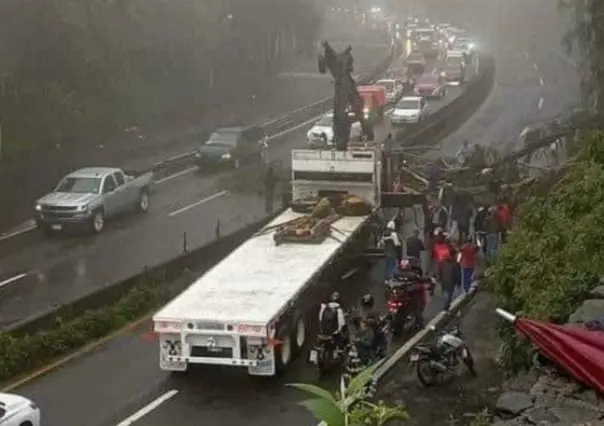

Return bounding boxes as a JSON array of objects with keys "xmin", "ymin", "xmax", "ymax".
[{"xmin": 195, "ymin": 125, "xmax": 267, "ymax": 169}]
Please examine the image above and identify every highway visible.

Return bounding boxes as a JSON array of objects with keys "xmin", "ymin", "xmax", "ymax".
[
  {"xmin": 3, "ymin": 56, "xmax": 465, "ymax": 425},
  {"xmin": 0, "ymin": 54, "xmax": 462, "ymax": 329}
]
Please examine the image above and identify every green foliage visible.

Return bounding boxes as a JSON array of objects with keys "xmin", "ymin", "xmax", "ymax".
[
  {"xmin": 288, "ymin": 363, "xmax": 410, "ymax": 425},
  {"xmin": 0, "ymin": 285, "xmax": 162, "ymax": 383},
  {"xmin": 486, "ymin": 131, "xmax": 604, "ymax": 371}
]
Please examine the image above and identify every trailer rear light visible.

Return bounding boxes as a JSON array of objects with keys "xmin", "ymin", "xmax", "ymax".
[{"xmin": 154, "ymin": 320, "xmax": 182, "ymax": 332}]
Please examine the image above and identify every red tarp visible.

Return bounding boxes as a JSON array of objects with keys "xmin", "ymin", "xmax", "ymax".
[{"xmin": 515, "ymin": 318, "xmax": 604, "ymax": 395}]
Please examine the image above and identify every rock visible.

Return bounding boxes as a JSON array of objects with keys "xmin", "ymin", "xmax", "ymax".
[
  {"xmin": 504, "ymin": 370, "xmax": 540, "ymax": 392},
  {"xmin": 574, "ymin": 389, "xmax": 600, "ymax": 406},
  {"xmin": 568, "ymin": 299, "xmax": 604, "ymax": 324},
  {"xmin": 589, "ymin": 285, "xmax": 604, "ymax": 299},
  {"xmin": 523, "ymin": 406, "xmax": 560, "ymax": 424},
  {"xmin": 549, "ymin": 404, "xmax": 601, "ymax": 424},
  {"xmin": 496, "ymin": 392, "xmax": 534, "ymax": 416}
]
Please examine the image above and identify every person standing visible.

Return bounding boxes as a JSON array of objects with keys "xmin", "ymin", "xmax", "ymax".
[
  {"xmin": 405, "ymin": 229, "xmax": 425, "ymax": 259},
  {"xmin": 381, "ymin": 221, "xmax": 401, "ymax": 283},
  {"xmin": 484, "ymin": 207, "xmax": 499, "ymax": 260},
  {"xmin": 437, "ymin": 249, "xmax": 461, "ymax": 311},
  {"xmin": 459, "ymin": 237, "xmax": 478, "ymax": 293}
]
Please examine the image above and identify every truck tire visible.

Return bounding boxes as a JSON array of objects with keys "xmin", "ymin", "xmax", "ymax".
[
  {"xmin": 137, "ymin": 190, "xmax": 150, "ymax": 213},
  {"xmin": 275, "ymin": 325, "xmax": 293, "ymax": 374},
  {"xmin": 292, "ymin": 315, "xmax": 307, "ymax": 352},
  {"xmin": 91, "ymin": 210, "xmax": 105, "ymax": 233}
]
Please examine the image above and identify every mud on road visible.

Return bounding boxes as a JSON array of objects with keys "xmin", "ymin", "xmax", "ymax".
[{"xmin": 379, "ymin": 293, "xmax": 504, "ymax": 426}]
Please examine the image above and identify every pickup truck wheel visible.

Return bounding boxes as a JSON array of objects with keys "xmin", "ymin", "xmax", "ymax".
[
  {"xmin": 91, "ymin": 211, "xmax": 105, "ymax": 233},
  {"xmin": 137, "ymin": 191, "xmax": 150, "ymax": 213}
]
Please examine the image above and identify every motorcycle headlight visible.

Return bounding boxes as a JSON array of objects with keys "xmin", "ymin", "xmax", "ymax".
[
  {"xmin": 221, "ymin": 152, "xmax": 231, "ymax": 160},
  {"xmin": 35, "ymin": 204, "xmax": 42, "ymax": 212}
]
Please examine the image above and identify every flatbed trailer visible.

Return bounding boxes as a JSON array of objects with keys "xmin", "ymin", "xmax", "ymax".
[{"xmin": 153, "ymin": 148, "xmax": 382, "ymax": 376}]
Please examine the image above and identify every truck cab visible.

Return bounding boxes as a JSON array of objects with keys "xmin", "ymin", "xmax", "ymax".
[{"xmin": 153, "ymin": 148, "xmax": 381, "ymax": 377}]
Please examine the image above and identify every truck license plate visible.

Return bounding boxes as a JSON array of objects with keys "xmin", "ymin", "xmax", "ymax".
[
  {"xmin": 309, "ymin": 350, "xmax": 318, "ymax": 364},
  {"xmin": 409, "ymin": 354, "xmax": 420, "ymax": 362},
  {"xmin": 51, "ymin": 224, "xmax": 62, "ymax": 231}
]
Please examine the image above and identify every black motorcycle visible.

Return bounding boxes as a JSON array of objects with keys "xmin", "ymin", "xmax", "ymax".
[
  {"xmin": 343, "ymin": 321, "xmax": 390, "ymax": 381},
  {"xmin": 409, "ymin": 326, "xmax": 477, "ymax": 387},
  {"xmin": 309, "ymin": 333, "xmax": 345, "ymax": 376}
]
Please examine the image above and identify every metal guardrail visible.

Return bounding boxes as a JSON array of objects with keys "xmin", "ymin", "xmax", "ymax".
[{"xmin": 146, "ymin": 53, "xmax": 397, "ymax": 177}]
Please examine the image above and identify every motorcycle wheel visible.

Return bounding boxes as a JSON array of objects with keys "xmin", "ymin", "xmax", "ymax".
[
  {"xmin": 317, "ymin": 350, "xmax": 331, "ymax": 376},
  {"xmin": 463, "ymin": 347, "xmax": 478, "ymax": 376},
  {"xmin": 416, "ymin": 360, "xmax": 440, "ymax": 387}
]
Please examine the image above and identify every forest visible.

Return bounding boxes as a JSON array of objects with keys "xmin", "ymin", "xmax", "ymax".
[{"xmin": 0, "ymin": 0, "xmax": 321, "ymax": 158}]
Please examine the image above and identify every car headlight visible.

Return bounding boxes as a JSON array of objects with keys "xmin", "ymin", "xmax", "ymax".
[
  {"xmin": 76, "ymin": 204, "xmax": 89, "ymax": 212},
  {"xmin": 35, "ymin": 204, "xmax": 42, "ymax": 212},
  {"xmin": 221, "ymin": 152, "xmax": 231, "ymax": 160}
]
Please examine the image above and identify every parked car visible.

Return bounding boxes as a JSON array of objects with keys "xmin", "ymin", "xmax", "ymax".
[
  {"xmin": 0, "ymin": 392, "xmax": 41, "ymax": 425},
  {"xmin": 390, "ymin": 96, "xmax": 430, "ymax": 125},
  {"xmin": 196, "ymin": 125, "xmax": 267, "ymax": 169},
  {"xmin": 306, "ymin": 112, "xmax": 362, "ymax": 147},
  {"xmin": 35, "ymin": 167, "xmax": 154, "ymax": 234},
  {"xmin": 415, "ymin": 72, "xmax": 447, "ymax": 98}
]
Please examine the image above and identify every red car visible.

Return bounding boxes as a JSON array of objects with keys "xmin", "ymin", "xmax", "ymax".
[{"xmin": 414, "ymin": 72, "xmax": 447, "ymax": 99}]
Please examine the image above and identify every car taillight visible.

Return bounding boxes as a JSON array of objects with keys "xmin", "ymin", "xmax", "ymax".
[{"xmin": 387, "ymin": 301, "xmax": 402, "ymax": 312}]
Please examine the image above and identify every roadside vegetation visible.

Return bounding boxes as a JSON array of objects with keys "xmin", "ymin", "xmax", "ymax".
[
  {"xmin": 290, "ymin": 364, "xmax": 410, "ymax": 426},
  {"xmin": 0, "ymin": 0, "xmax": 321, "ymax": 159},
  {"xmin": 486, "ymin": 132, "xmax": 604, "ymax": 371}
]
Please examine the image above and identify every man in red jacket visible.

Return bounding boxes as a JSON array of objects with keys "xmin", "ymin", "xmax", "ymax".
[{"xmin": 495, "ymin": 201, "xmax": 512, "ymax": 244}]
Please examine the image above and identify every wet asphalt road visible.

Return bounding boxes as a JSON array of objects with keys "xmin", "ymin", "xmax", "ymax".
[{"xmin": 0, "ymin": 57, "xmax": 461, "ymax": 329}]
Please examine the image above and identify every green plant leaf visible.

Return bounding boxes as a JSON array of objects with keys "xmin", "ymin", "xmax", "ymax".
[
  {"xmin": 298, "ymin": 397, "xmax": 346, "ymax": 426},
  {"xmin": 346, "ymin": 361, "xmax": 381, "ymax": 397},
  {"xmin": 287, "ymin": 383, "xmax": 338, "ymax": 405}
]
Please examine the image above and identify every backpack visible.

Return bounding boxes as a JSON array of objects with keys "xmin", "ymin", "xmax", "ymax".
[{"xmin": 320, "ymin": 305, "xmax": 340, "ymax": 335}]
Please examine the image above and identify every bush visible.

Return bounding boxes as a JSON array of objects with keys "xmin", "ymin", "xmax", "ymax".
[
  {"xmin": 486, "ymin": 131, "xmax": 604, "ymax": 371},
  {"xmin": 0, "ymin": 286, "xmax": 162, "ymax": 382}
]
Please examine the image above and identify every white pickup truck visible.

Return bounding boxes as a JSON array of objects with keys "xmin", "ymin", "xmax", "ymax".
[{"xmin": 153, "ymin": 148, "xmax": 382, "ymax": 376}]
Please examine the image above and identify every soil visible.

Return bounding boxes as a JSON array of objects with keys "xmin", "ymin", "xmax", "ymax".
[{"xmin": 379, "ymin": 292, "xmax": 505, "ymax": 425}]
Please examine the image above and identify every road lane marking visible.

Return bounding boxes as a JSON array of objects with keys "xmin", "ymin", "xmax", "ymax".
[
  {"xmin": 168, "ymin": 190, "xmax": 229, "ymax": 217},
  {"xmin": 532, "ymin": 63, "xmax": 538, "ymax": 71},
  {"xmin": 0, "ymin": 273, "xmax": 28, "ymax": 289},
  {"xmin": 0, "ymin": 221, "xmax": 37, "ymax": 242},
  {"xmin": 520, "ymin": 126, "xmax": 531, "ymax": 139},
  {"xmin": 540, "ymin": 77, "xmax": 545, "ymax": 87},
  {"xmin": 523, "ymin": 52, "xmax": 529, "ymax": 60},
  {"xmin": 155, "ymin": 166, "xmax": 198, "ymax": 185},
  {"xmin": 116, "ymin": 389, "xmax": 179, "ymax": 426},
  {"xmin": 538, "ymin": 97, "xmax": 544, "ymax": 110}
]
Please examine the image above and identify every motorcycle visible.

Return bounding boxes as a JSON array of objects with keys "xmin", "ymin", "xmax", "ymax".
[
  {"xmin": 409, "ymin": 326, "xmax": 477, "ymax": 387},
  {"xmin": 308, "ymin": 333, "xmax": 345, "ymax": 376},
  {"xmin": 343, "ymin": 317, "xmax": 390, "ymax": 381},
  {"xmin": 385, "ymin": 278, "xmax": 426, "ymax": 336}
]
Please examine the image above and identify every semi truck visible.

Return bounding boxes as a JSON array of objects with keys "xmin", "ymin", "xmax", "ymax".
[{"xmin": 153, "ymin": 148, "xmax": 382, "ymax": 376}]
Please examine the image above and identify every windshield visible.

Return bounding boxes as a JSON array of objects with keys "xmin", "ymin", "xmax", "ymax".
[
  {"xmin": 56, "ymin": 177, "xmax": 102, "ymax": 194},
  {"xmin": 316, "ymin": 115, "xmax": 333, "ymax": 126},
  {"xmin": 206, "ymin": 131, "xmax": 238, "ymax": 147},
  {"xmin": 377, "ymin": 81, "xmax": 395, "ymax": 91},
  {"xmin": 396, "ymin": 100, "xmax": 420, "ymax": 110}
]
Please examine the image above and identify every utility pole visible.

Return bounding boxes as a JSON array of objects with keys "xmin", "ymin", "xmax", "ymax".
[{"xmin": 318, "ymin": 41, "xmax": 374, "ymax": 150}]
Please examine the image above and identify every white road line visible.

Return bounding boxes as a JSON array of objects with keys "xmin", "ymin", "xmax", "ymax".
[
  {"xmin": 532, "ymin": 63, "xmax": 538, "ymax": 71},
  {"xmin": 540, "ymin": 77, "xmax": 545, "ymax": 87},
  {"xmin": 168, "ymin": 190, "xmax": 229, "ymax": 217},
  {"xmin": 116, "ymin": 389, "xmax": 179, "ymax": 426},
  {"xmin": 155, "ymin": 166, "xmax": 199, "ymax": 185},
  {"xmin": 520, "ymin": 126, "xmax": 531, "ymax": 138},
  {"xmin": 0, "ymin": 222, "xmax": 37, "ymax": 242},
  {"xmin": 266, "ymin": 114, "xmax": 323, "ymax": 141},
  {"xmin": 0, "ymin": 273, "xmax": 28, "ymax": 289},
  {"xmin": 538, "ymin": 97, "xmax": 544, "ymax": 110},
  {"xmin": 523, "ymin": 52, "xmax": 529, "ymax": 60}
]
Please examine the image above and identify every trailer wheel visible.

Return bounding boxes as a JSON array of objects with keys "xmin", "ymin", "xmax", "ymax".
[
  {"xmin": 293, "ymin": 316, "xmax": 307, "ymax": 351},
  {"xmin": 275, "ymin": 325, "xmax": 292, "ymax": 374}
]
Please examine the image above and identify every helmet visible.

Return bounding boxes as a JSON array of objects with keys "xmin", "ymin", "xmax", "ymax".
[
  {"xmin": 330, "ymin": 291, "xmax": 341, "ymax": 303},
  {"xmin": 361, "ymin": 293, "xmax": 374, "ymax": 309}
]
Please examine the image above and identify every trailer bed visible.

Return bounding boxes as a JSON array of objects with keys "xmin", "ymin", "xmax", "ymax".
[{"xmin": 155, "ymin": 208, "xmax": 369, "ymax": 325}]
